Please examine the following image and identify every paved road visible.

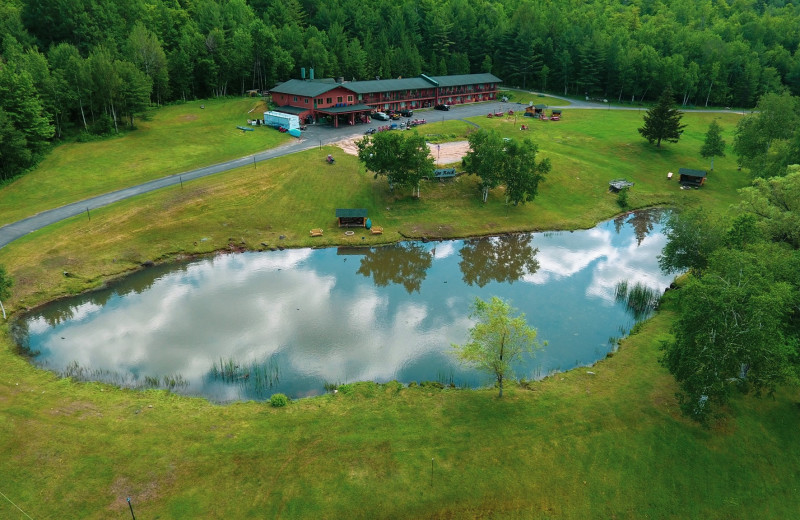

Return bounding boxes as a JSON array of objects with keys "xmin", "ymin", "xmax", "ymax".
[{"xmin": 0, "ymin": 98, "xmax": 742, "ymax": 249}]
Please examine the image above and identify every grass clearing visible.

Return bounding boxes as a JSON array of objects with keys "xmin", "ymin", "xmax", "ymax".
[
  {"xmin": 1, "ymin": 100, "xmax": 794, "ymax": 519},
  {"xmin": 0, "ymin": 97, "xmax": 290, "ymax": 226}
]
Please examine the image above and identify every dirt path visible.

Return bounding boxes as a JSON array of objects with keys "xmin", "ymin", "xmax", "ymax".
[{"xmin": 335, "ymin": 138, "xmax": 470, "ymax": 166}]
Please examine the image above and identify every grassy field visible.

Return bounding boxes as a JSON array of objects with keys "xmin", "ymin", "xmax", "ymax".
[
  {"xmin": 0, "ymin": 110, "xmax": 747, "ymax": 308},
  {"xmin": 0, "ymin": 97, "xmax": 291, "ymax": 226},
  {"xmin": 2, "ymin": 300, "xmax": 798, "ymax": 518},
  {"xmin": 1, "ymin": 100, "xmax": 795, "ymax": 519}
]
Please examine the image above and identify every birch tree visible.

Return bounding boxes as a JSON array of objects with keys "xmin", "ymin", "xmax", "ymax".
[{"xmin": 452, "ymin": 296, "xmax": 543, "ymax": 397}]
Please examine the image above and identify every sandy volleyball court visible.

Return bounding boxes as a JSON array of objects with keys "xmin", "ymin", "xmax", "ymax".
[{"xmin": 334, "ymin": 138, "xmax": 470, "ymax": 166}]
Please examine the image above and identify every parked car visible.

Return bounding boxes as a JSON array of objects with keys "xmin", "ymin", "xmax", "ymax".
[
  {"xmin": 389, "ymin": 112, "xmax": 401, "ymax": 120},
  {"xmin": 434, "ymin": 104, "xmax": 450, "ymax": 111},
  {"xmin": 400, "ymin": 109, "xmax": 413, "ymax": 117},
  {"xmin": 373, "ymin": 111, "xmax": 390, "ymax": 121}
]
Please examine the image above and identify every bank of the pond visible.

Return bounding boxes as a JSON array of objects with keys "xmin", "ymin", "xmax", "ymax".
[{"xmin": 15, "ymin": 212, "xmax": 673, "ymax": 401}]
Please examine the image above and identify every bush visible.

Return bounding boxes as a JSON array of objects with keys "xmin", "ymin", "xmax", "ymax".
[
  {"xmin": 617, "ymin": 187, "xmax": 630, "ymax": 209},
  {"xmin": 420, "ymin": 381, "xmax": 444, "ymax": 389},
  {"xmin": 382, "ymin": 380, "xmax": 404, "ymax": 394},
  {"xmin": 269, "ymin": 393, "xmax": 288, "ymax": 407},
  {"xmin": 89, "ymin": 114, "xmax": 114, "ymax": 135}
]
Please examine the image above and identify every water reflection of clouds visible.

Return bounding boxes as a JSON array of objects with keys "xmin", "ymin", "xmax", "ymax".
[
  {"xmin": 587, "ymin": 232, "xmax": 670, "ymax": 302},
  {"xmin": 523, "ymin": 227, "xmax": 672, "ymax": 302},
  {"xmin": 432, "ymin": 241, "xmax": 457, "ymax": 259},
  {"xmin": 523, "ymin": 228, "xmax": 612, "ymax": 284}
]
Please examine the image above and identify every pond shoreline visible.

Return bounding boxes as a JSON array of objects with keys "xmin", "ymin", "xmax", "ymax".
[
  {"xmin": 15, "ymin": 208, "xmax": 673, "ymax": 402},
  {"xmin": 7, "ymin": 204, "xmax": 669, "ymax": 319}
]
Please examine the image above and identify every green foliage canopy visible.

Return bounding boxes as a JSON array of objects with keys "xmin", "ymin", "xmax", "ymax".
[
  {"xmin": 452, "ymin": 296, "xmax": 543, "ymax": 397},
  {"xmin": 0, "ymin": 265, "xmax": 12, "ymax": 302},
  {"xmin": 700, "ymin": 120, "xmax": 726, "ymax": 171},
  {"xmin": 738, "ymin": 166, "xmax": 800, "ymax": 248},
  {"xmin": 661, "ymin": 244, "xmax": 799, "ymax": 422},
  {"xmin": 356, "ymin": 131, "xmax": 434, "ymax": 197},
  {"xmin": 733, "ymin": 92, "xmax": 800, "ymax": 178},
  {"xmin": 463, "ymin": 129, "xmax": 550, "ymax": 205}
]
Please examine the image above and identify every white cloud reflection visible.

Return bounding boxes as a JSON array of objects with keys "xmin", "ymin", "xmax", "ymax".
[{"xmin": 524, "ymin": 226, "xmax": 672, "ymax": 303}]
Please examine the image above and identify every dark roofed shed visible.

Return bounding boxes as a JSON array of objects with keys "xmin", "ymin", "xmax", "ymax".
[
  {"xmin": 336, "ymin": 208, "xmax": 368, "ymax": 227},
  {"xmin": 678, "ymin": 168, "xmax": 707, "ymax": 187}
]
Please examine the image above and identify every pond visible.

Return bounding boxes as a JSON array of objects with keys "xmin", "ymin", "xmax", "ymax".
[{"xmin": 12, "ymin": 209, "xmax": 674, "ymax": 402}]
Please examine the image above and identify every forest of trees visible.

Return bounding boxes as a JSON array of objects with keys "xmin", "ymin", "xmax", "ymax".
[{"xmin": 3, "ymin": 0, "xmax": 800, "ymax": 180}]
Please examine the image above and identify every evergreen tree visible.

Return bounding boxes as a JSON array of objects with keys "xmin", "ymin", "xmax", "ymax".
[
  {"xmin": 0, "ymin": 61, "xmax": 54, "ymax": 180},
  {"xmin": 700, "ymin": 120, "xmax": 726, "ymax": 171},
  {"xmin": 638, "ymin": 86, "xmax": 686, "ymax": 147}
]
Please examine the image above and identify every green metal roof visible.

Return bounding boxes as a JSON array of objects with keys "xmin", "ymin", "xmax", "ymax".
[
  {"xmin": 275, "ymin": 105, "xmax": 307, "ymax": 115},
  {"xmin": 270, "ymin": 79, "xmax": 340, "ymax": 97},
  {"xmin": 345, "ymin": 77, "xmax": 433, "ymax": 94},
  {"xmin": 430, "ymin": 73, "xmax": 502, "ymax": 87},
  {"xmin": 272, "ymin": 73, "xmax": 503, "ymax": 98},
  {"xmin": 336, "ymin": 208, "xmax": 368, "ymax": 218},
  {"xmin": 678, "ymin": 168, "xmax": 707, "ymax": 177},
  {"xmin": 316, "ymin": 103, "xmax": 372, "ymax": 114}
]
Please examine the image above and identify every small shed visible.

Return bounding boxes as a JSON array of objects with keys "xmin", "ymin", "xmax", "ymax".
[
  {"xmin": 678, "ymin": 168, "xmax": 707, "ymax": 187},
  {"xmin": 336, "ymin": 208, "xmax": 368, "ymax": 227}
]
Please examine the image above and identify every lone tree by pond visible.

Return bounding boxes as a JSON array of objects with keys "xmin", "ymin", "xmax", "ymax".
[
  {"xmin": 452, "ymin": 296, "xmax": 544, "ymax": 397},
  {"xmin": 638, "ymin": 86, "xmax": 686, "ymax": 147}
]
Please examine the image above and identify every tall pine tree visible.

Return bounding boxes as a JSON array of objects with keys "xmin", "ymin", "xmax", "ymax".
[{"xmin": 638, "ymin": 86, "xmax": 686, "ymax": 147}]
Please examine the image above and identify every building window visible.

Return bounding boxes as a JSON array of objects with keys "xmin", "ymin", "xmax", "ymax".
[
  {"xmin": 337, "ymin": 96, "xmax": 343, "ymax": 103},
  {"xmin": 348, "ymin": 95, "xmax": 353, "ymax": 102},
  {"xmin": 305, "ymin": 98, "xmax": 309, "ymax": 104},
  {"xmin": 326, "ymin": 97, "xmax": 332, "ymax": 104},
  {"xmin": 293, "ymin": 96, "xmax": 298, "ymax": 102}
]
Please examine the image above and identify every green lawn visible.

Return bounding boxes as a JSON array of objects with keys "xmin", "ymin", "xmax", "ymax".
[
  {"xmin": 0, "ymin": 97, "xmax": 291, "ymax": 226},
  {"xmin": 1, "ymin": 100, "xmax": 794, "ymax": 519}
]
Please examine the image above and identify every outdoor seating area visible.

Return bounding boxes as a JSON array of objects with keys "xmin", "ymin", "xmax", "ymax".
[
  {"xmin": 608, "ymin": 179, "xmax": 635, "ymax": 192},
  {"xmin": 429, "ymin": 167, "xmax": 457, "ymax": 180},
  {"xmin": 335, "ymin": 208, "xmax": 368, "ymax": 227},
  {"xmin": 371, "ymin": 226, "xmax": 384, "ymax": 235},
  {"xmin": 310, "ymin": 228, "xmax": 323, "ymax": 237}
]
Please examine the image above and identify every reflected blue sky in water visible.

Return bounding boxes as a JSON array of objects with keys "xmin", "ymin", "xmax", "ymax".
[{"xmin": 18, "ymin": 211, "xmax": 675, "ymax": 401}]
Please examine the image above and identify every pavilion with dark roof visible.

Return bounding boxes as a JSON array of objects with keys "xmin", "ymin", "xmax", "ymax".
[
  {"xmin": 678, "ymin": 168, "xmax": 707, "ymax": 187},
  {"xmin": 335, "ymin": 208, "xmax": 368, "ymax": 227}
]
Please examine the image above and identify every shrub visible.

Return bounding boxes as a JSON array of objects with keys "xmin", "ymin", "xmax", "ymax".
[
  {"xmin": 269, "ymin": 393, "xmax": 288, "ymax": 407},
  {"xmin": 420, "ymin": 381, "xmax": 444, "ymax": 389},
  {"xmin": 617, "ymin": 187, "xmax": 630, "ymax": 209},
  {"xmin": 89, "ymin": 114, "xmax": 114, "ymax": 135},
  {"xmin": 383, "ymin": 380, "xmax": 404, "ymax": 394}
]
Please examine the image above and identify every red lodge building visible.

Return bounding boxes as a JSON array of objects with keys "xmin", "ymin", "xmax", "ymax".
[{"xmin": 269, "ymin": 72, "xmax": 502, "ymax": 127}]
